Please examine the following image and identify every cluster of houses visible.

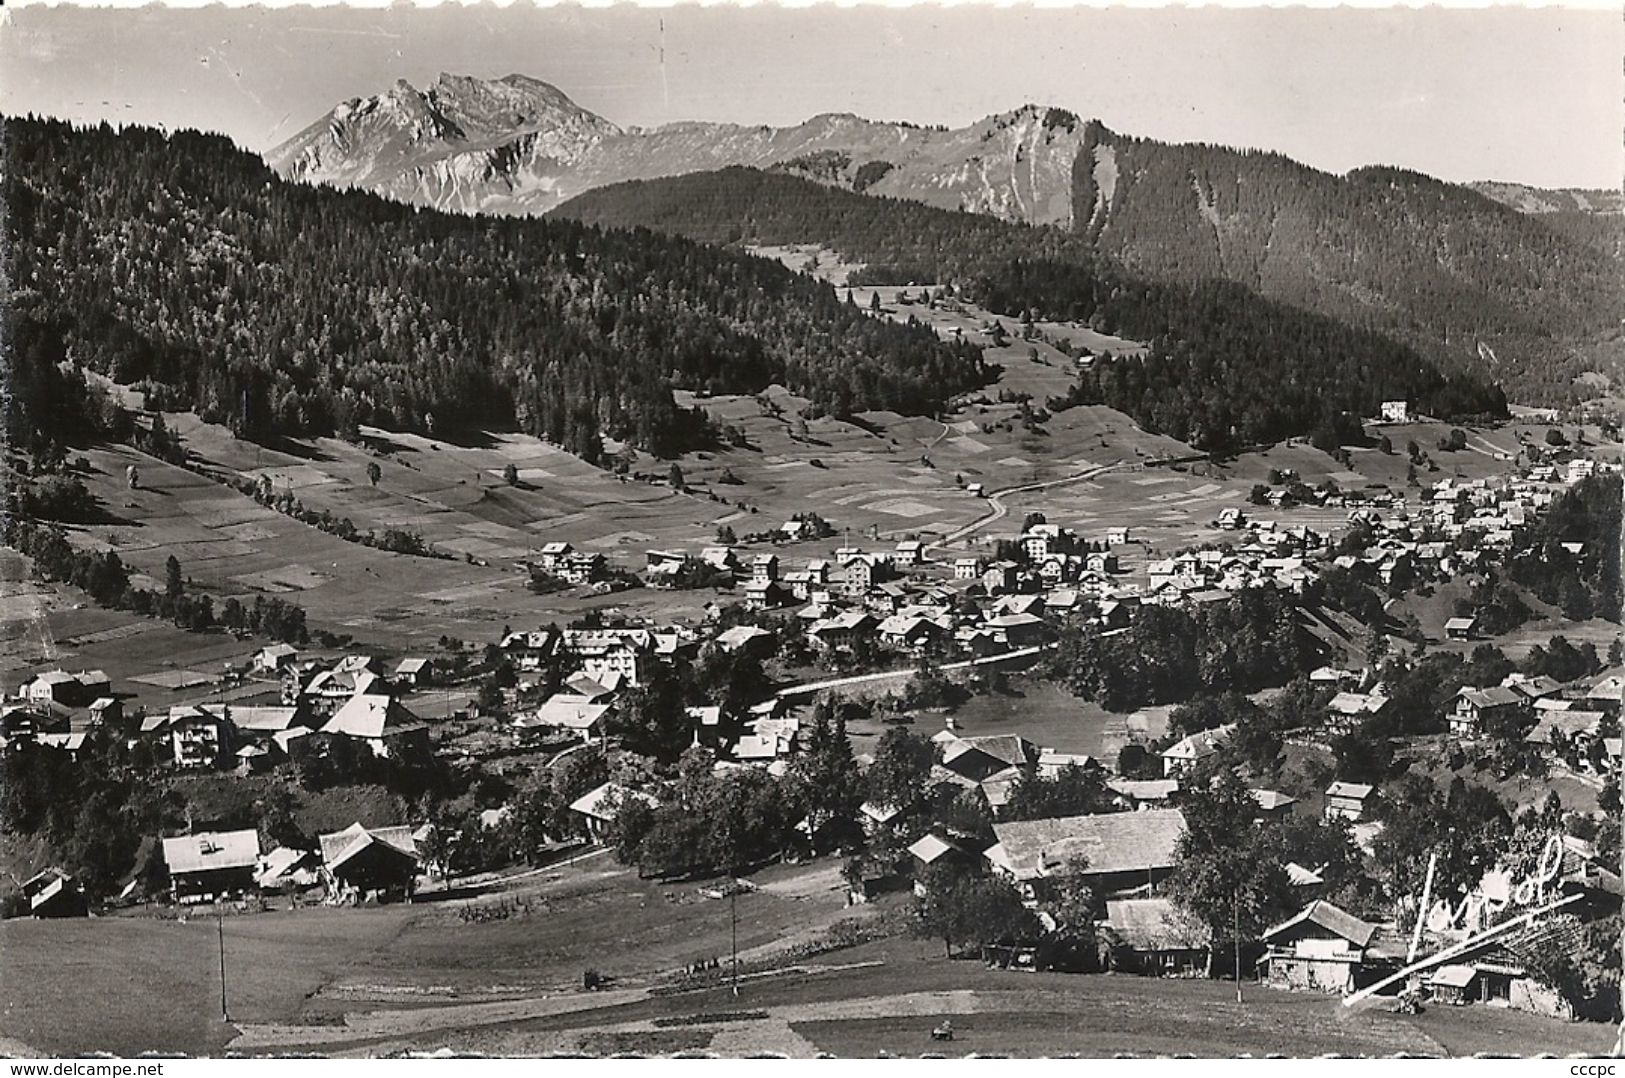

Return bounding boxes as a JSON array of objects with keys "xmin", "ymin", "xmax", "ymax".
[
  {"xmin": 836, "ymin": 721, "xmax": 1617, "ymax": 1016},
  {"xmin": 0, "ymin": 650, "xmax": 436, "ymax": 772},
  {"xmin": 157, "ymin": 820, "xmax": 422, "ymax": 907}
]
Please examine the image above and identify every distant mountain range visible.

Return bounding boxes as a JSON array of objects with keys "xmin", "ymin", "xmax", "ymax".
[
  {"xmin": 267, "ymin": 73, "xmax": 1097, "ymax": 225},
  {"xmin": 269, "ymin": 74, "xmax": 1623, "ymax": 405}
]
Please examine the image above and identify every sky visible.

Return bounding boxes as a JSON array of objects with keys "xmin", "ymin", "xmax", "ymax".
[{"xmin": 1, "ymin": 4, "xmax": 1619, "ymax": 189}]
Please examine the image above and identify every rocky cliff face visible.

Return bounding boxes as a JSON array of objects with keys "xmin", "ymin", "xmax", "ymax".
[{"xmin": 269, "ymin": 77, "xmax": 1091, "ymax": 224}]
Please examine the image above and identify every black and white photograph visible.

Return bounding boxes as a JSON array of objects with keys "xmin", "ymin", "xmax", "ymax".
[{"xmin": 0, "ymin": 0, "xmax": 1621, "ymax": 1060}]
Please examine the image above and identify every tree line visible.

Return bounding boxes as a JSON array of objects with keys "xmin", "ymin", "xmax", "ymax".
[
  {"xmin": 553, "ymin": 166, "xmax": 1507, "ymax": 452},
  {"xmin": 6, "ymin": 118, "xmax": 990, "ymax": 463}
]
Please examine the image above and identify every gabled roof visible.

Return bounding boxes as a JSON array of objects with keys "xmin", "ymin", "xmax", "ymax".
[
  {"xmin": 162, "ymin": 829, "xmax": 261, "ymax": 875},
  {"xmin": 317, "ymin": 822, "xmax": 418, "ymax": 871},
  {"xmin": 1162, "ymin": 724, "xmax": 1233, "ymax": 761},
  {"xmin": 906, "ymin": 833, "xmax": 964, "ymax": 865},
  {"xmin": 1458, "ymin": 686, "xmax": 1523, "ymax": 709},
  {"xmin": 1251, "ymin": 789, "xmax": 1297, "ymax": 812},
  {"xmin": 1262, "ymin": 900, "xmax": 1376, "ymax": 948},
  {"xmin": 1285, "ymin": 862, "xmax": 1325, "ymax": 887},
  {"xmin": 1107, "ymin": 778, "xmax": 1180, "ymax": 802},
  {"xmin": 565, "ymin": 671, "xmax": 622, "ymax": 699},
  {"xmin": 987, "ymin": 809, "xmax": 1186, "ymax": 882},
  {"xmin": 322, "ymin": 693, "xmax": 419, "ymax": 740},
  {"xmin": 569, "ymin": 782, "xmax": 657, "ymax": 822},
  {"xmin": 1106, "ymin": 897, "xmax": 1209, "ymax": 950},
  {"xmin": 526, "ymin": 694, "xmax": 612, "ymax": 732},
  {"xmin": 940, "ymin": 734, "xmax": 1036, "ymax": 770},
  {"xmin": 1326, "ymin": 781, "xmax": 1374, "ymax": 800}
]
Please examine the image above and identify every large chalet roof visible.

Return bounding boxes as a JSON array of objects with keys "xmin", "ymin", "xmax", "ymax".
[
  {"xmin": 1458, "ymin": 686, "xmax": 1523, "ymax": 709},
  {"xmin": 569, "ymin": 782, "xmax": 657, "ymax": 822},
  {"xmin": 1105, "ymin": 897, "xmax": 1210, "ymax": 951},
  {"xmin": 321, "ymin": 693, "xmax": 420, "ymax": 740},
  {"xmin": 525, "ymin": 694, "xmax": 612, "ymax": 732},
  {"xmin": 1162, "ymin": 724, "xmax": 1233, "ymax": 761},
  {"xmin": 940, "ymin": 734, "xmax": 1036, "ymax": 771},
  {"xmin": 1325, "ymin": 781, "xmax": 1374, "ymax": 800},
  {"xmin": 162, "ymin": 829, "xmax": 261, "ymax": 875},
  {"xmin": 1262, "ymin": 900, "xmax": 1377, "ymax": 948},
  {"xmin": 318, "ymin": 822, "xmax": 418, "ymax": 870},
  {"xmin": 987, "ymin": 808, "xmax": 1186, "ymax": 882}
]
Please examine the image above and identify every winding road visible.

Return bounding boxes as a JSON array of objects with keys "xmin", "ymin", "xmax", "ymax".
[{"xmin": 931, "ymin": 461, "xmax": 1123, "ymax": 551}]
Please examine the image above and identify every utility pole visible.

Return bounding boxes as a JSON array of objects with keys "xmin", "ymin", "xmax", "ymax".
[
  {"xmin": 1233, "ymin": 888, "xmax": 1243, "ymax": 1004},
  {"xmin": 730, "ymin": 883, "xmax": 740, "ymax": 998},
  {"xmin": 216, "ymin": 900, "xmax": 230, "ymax": 1022}
]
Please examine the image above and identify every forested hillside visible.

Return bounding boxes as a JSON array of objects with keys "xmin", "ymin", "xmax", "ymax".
[
  {"xmin": 5, "ymin": 119, "xmax": 988, "ymax": 461},
  {"xmin": 555, "ymin": 168, "xmax": 1507, "ymax": 450},
  {"xmin": 1073, "ymin": 123, "xmax": 1624, "ymax": 405}
]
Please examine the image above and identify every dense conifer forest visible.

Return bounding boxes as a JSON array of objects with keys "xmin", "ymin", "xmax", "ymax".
[
  {"xmin": 557, "ymin": 167, "xmax": 1508, "ymax": 450},
  {"xmin": 4, "ymin": 119, "xmax": 989, "ymax": 461},
  {"xmin": 1070, "ymin": 123, "xmax": 1624, "ymax": 406}
]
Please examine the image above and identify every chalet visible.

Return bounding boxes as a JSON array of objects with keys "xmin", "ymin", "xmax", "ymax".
[
  {"xmin": 1444, "ymin": 617, "xmax": 1477, "ymax": 641},
  {"xmin": 743, "ymin": 579, "xmax": 784, "ymax": 611},
  {"xmin": 22, "ymin": 670, "xmax": 106, "ymax": 709},
  {"xmin": 841, "ymin": 556, "xmax": 877, "ymax": 597},
  {"xmin": 1324, "ymin": 781, "xmax": 1374, "ymax": 822},
  {"xmin": 807, "ymin": 611, "xmax": 875, "ymax": 651},
  {"xmin": 953, "ymin": 557, "xmax": 984, "ymax": 581},
  {"xmin": 393, "ymin": 658, "xmax": 431, "ymax": 686},
  {"xmin": 1037, "ymin": 750, "xmax": 1098, "ymax": 779},
  {"xmin": 700, "ymin": 546, "xmax": 738, "ymax": 572},
  {"xmin": 1084, "ymin": 551, "xmax": 1118, "ymax": 575},
  {"xmin": 985, "ymin": 808, "xmax": 1187, "ymax": 901},
  {"xmin": 983, "ymin": 612, "xmax": 1050, "ymax": 649},
  {"xmin": 88, "ymin": 696, "xmax": 122, "ymax": 726},
  {"xmin": 1258, "ymin": 901, "xmax": 1380, "ymax": 993},
  {"xmin": 535, "ymin": 541, "xmax": 573, "ymax": 574},
  {"xmin": 569, "ymin": 782, "xmax": 658, "ymax": 843},
  {"xmin": 877, "ymin": 614, "xmax": 948, "ymax": 653},
  {"xmin": 1215, "ymin": 507, "xmax": 1245, "ymax": 531},
  {"xmin": 162, "ymin": 829, "xmax": 261, "ymax": 904},
  {"xmin": 253, "ymin": 643, "xmax": 300, "ymax": 674},
  {"xmin": 520, "ymin": 694, "xmax": 613, "ymax": 743},
  {"xmin": 752, "ymin": 553, "xmax": 780, "ymax": 583},
  {"xmin": 1107, "ymin": 778, "xmax": 1180, "ymax": 810},
  {"xmin": 894, "ymin": 540, "xmax": 925, "ymax": 566},
  {"xmin": 318, "ymin": 823, "xmax": 419, "ymax": 904},
  {"xmin": 1251, "ymin": 789, "xmax": 1298, "ymax": 822},
  {"xmin": 1104, "ymin": 897, "xmax": 1209, "ymax": 977},
  {"xmin": 713, "ymin": 625, "xmax": 774, "ymax": 657},
  {"xmin": 1379, "ymin": 400, "xmax": 1409, "ymax": 423},
  {"xmin": 499, "ymin": 628, "xmax": 559, "ymax": 672},
  {"xmin": 906, "ymin": 833, "xmax": 976, "ymax": 886},
  {"xmin": 1449, "ymin": 686, "xmax": 1525, "ymax": 741},
  {"xmin": 255, "ymin": 847, "xmax": 320, "ymax": 892},
  {"xmin": 1525, "ymin": 711, "xmax": 1603, "ymax": 766},
  {"xmin": 1021, "ymin": 523, "xmax": 1069, "ymax": 561},
  {"xmin": 0, "ymin": 701, "xmax": 71, "ymax": 745},
  {"xmin": 559, "ymin": 551, "xmax": 604, "ymax": 585},
  {"xmin": 19, "ymin": 868, "xmax": 87, "ymax": 918},
  {"xmin": 565, "ymin": 629, "xmax": 655, "ymax": 686},
  {"xmin": 981, "ymin": 562, "xmax": 1020, "ymax": 596},
  {"xmin": 166, "ymin": 705, "xmax": 232, "ymax": 769},
  {"xmin": 1325, "ymin": 691, "xmax": 1388, "ymax": 736},
  {"xmin": 1584, "ymin": 674, "xmax": 1623, "ymax": 711},
  {"xmin": 304, "ymin": 666, "xmax": 382, "ymax": 709},
  {"xmin": 565, "ymin": 672, "xmax": 621, "ymax": 701},
  {"xmin": 320, "ymin": 693, "xmax": 429, "ymax": 758},
  {"xmin": 1161, "ymin": 725, "xmax": 1233, "ymax": 778},
  {"xmin": 1106, "ymin": 527, "xmax": 1130, "ymax": 546},
  {"xmin": 938, "ymin": 734, "xmax": 1038, "ymax": 783}
]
